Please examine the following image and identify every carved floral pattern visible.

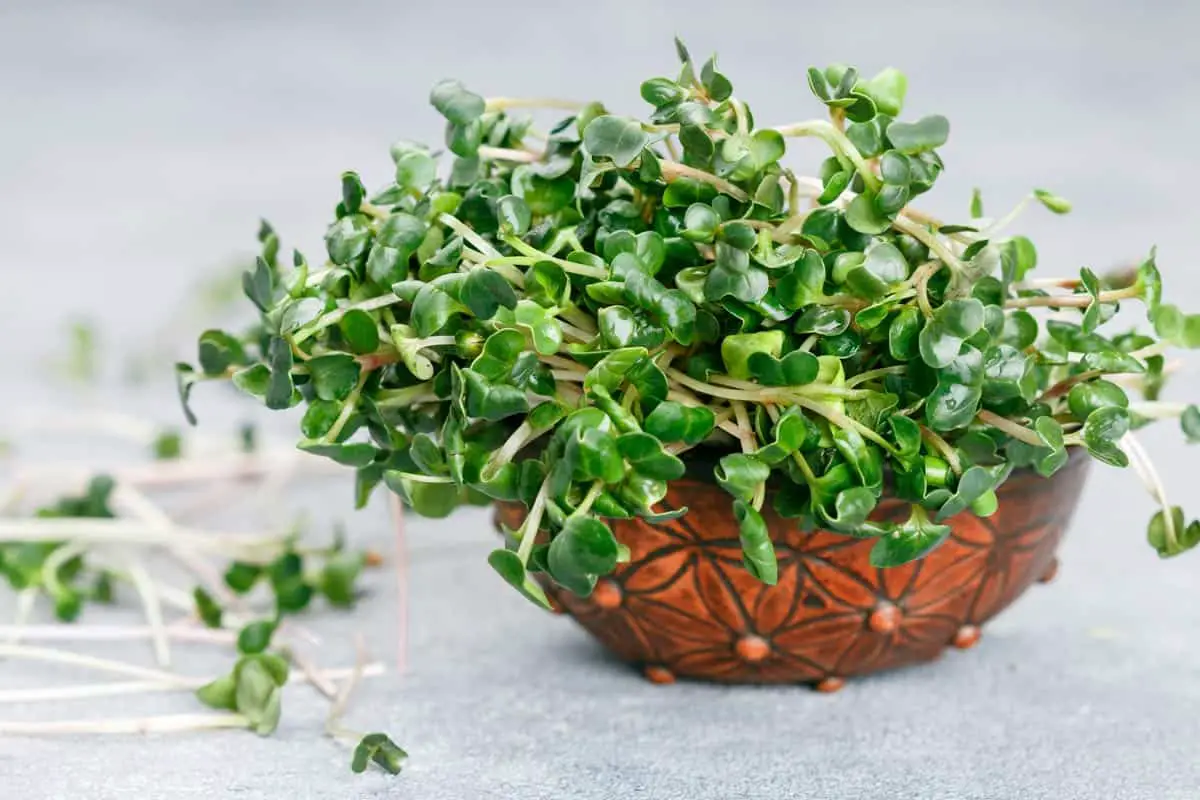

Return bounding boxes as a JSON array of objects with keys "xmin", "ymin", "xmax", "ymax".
[{"xmin": 495, "ymin": 454, "xmax": 1089, "ymax": 686}]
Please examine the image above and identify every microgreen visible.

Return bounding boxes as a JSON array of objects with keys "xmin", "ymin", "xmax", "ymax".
[{"xmin": 180, "ymin": 40, "xmax": 1200, "ymax": 609}]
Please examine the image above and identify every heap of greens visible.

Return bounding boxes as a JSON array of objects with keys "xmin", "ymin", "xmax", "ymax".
[{"xmin": 179, "ymin": 40, "xmax": 1200, "ymax": 607}]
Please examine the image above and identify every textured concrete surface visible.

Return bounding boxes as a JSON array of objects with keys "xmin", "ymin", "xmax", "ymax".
[{"xmin": 2, "ymin": 1, "xmax": 1200, "ymax": 798}]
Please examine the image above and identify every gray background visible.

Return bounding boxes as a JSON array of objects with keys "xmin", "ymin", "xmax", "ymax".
[{"xmin": 2, "ymin": 1, "xmax": 1200, "ymax": 798}]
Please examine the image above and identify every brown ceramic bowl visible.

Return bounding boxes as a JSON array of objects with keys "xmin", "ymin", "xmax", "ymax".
[{"xmin": 494, "ymin": 449, "xmax": 1090, "ymax": 690}]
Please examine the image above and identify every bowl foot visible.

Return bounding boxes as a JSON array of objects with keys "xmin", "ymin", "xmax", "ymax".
[
  {"xmin": 643, "ymin": 665, "xmax": 676, "ymax": 685},
  {"xmin": 815, "ymin": 676, "xmax": 845, "ymax": 693},
  {"xmin": 1038, "ymin": 556, "xmax": 1060, "ymax": 584},
  {"xmin": 953, "ymin": 624, "xmax": 982, "ymax": 650}
]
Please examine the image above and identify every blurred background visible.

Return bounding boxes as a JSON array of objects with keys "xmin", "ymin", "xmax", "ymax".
[{"xmin": 2, "ymin": 2, "xmax": 1199, "ymax": 798}]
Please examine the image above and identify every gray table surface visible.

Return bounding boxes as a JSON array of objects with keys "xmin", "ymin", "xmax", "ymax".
[{"xmin": 3, "ymin": 1, "xmax": 1200, "ymax": 798}]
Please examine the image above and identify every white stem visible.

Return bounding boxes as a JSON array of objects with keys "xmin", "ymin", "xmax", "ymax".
[
  {"xmin": 0, "ymin": 664, "xmax": 384, "ymax": 705},
  {"xmin": 476, "ymin": 145, "xmax": 541, "ymax": 163},
  {"xmin": 327, "ymin": 636, "xmax": 368, "ymax": 734},
  {"xmin": 890, "ymin": 215, "xmax": 966, "ymax": 274},
  {"xmin": 1121, "ymin": 431, "xmax": 1176, "ymax": 549},
  {"xmin": 124, "ymin": 555, "xmax": 171, "ymax": 668},
  {"xmin": 5, "ymin": 589, "xmax": 37, "ymax": 648},
  {"xmin": 985, "ymin": 195, "xmax": 1032, "ymax": 237},
  {"xmin": 40, "ymin": 540, "xmax": 90, "ymax": 599},
  {"xmin": 293, "ymin": 295, "xmax": 403, "ymax": 344},
  {"xmin": 1128, "ymin": 402, "xmax": 1189, "ymax": 420},
  {"xmin": 0, "ymin": 519, "xmax": 282, "ymax": 559},
  {"xmin": 0, "ymin": 644, "xmax": 193, "ymax": 686},
  {"xmin": 439, "ymin": 213, "xmax": 502, "ymax": 258},
  {"xmin": 0, "ymin": 713, "xmax": 251, "ymax": 735},
  {"xmin": 389, "ymin": 492, "xmax": 408, "ymax": 675},
  {"xmin": 0, "ymin": 624, "xmax": 233, "ymax": 645}
]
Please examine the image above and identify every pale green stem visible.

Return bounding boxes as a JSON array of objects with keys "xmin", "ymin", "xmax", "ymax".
[
  {"xmin": 0, "ymin": 644, "xmax": 193, "ymax": 686},
  {"xmin": 476, "ymin": 145, "xmax": 541, "ymax": 163},
  {"xmin": 484, "ymin": 422, "xmax": 544, "ymax": 479},
  {"xmin": 375, "ymin": 382, "xmax": 437, "ymax": 408},
  {"xmin": 485, "ymin": 97, "xmax": 585, "ymax": 112},
  {"xmin": 844, "ymin": 366, "xmax": 907, "ymax": 389},
  {"xmin": 890, "ymin": 216, "xmax": 965, "ymax": 276},
  {"xmin": 40, "ymin": 541, "xmax": 90, "ymax": 600},
  {"xmin": 293, "ymin": 294, "xmax": 403, "ymax": 345},
  {"xmin": 125, "ymin": 555, "xmax": 171, "ymax": 668},
  {"xmin": 390, "ymin": 473, "xmax": 454, "ymax": 484},
  {"xmin": 572, "ymin": 481, "xmax": 605, "ymax": 518},
  {"xmin": 919, "ymin": 425, "xmax": 963, "ymax": 475},
  {"xmin": 501, "ymin": 236, "xmax": 608, "ymax": 279},
  {"xmin": 772, "ymin": 120, "xmax": 881, "ymax": 193},
  {"xmin": 658, "ymin": 160, "xmax": 749, "ymax": 201},
  {"xmin": 358, "ymin": 202, "xmax": 388, "ymax": 220},
  {"xmin": 787, "ymin": 395, "xmax": 900, "ymax": 455},
  {"xmin": 439, "ymin": 213, "xmax": 502, "ymax": 258},
  {"xmin": 1005, "ymin": 285, "xmax": 1141, "ymax": 309},
  {"xmin": 975, "ymin": 410, "xmax": 1044, "ymax": 447},
  {"xmin": 1121, "ymin": 431, "xmax": 1178, "ymax": 552},
  {"xmin": 516, "ymin": 479, "xmax": 551, "ymax": 564},
  {"xmin": 321, "ymin": 371, "xmax": 369, "ymax": 444},
  {"xmin": 0, "ymin": 713, "xmax": 251, "ymax": 735},
  {"xmin": 1128, "ymin": 402, "xmax": 1189, "ymax": 419},
  {"xmin": 985, "ymin": 195, "xmax": 1031, "ymax": 237}
]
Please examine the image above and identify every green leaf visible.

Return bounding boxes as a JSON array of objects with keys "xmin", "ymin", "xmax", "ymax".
[
  {"xmin": 1033, "ymin": 189, "xmax": 1072, "ymax": 214},
  {"xmin": 616, "ymin": 432, "xmax": 685, "ymax": 480},
  {"xmin": 583, "ymin": 115, "xmax": 650, "ymax": 168},
  {"xmin": 307, "ymin": 354, "xmax": 361, "ymax": 402},
  {"xmin": 1067, "ymin": 380, "xmax": 1129, "ymax": 421},
  {"xmin": 715, "ymin": 454, "xmax": 769, "ymax": 504},
  {"xmin": 264, "ymin": 337, "xmax": 295, "ymax": 411},
  {"xmin": 641, "ymin": 77, "xmax": 686, "ymax": 107},
  {"xmin": 643, "ymin": 402, "xmax": 715, "ymax": 445},
  {"xmin": 860, "ymin": 68, "xmax": 907, "ymax": 117},
  {"xmin": 1081, "ymin": 406, "xmax": 1130, "ymax": 467},
  {"xmin": 325, "ymin": 214, "xmax": 372, "ymax": 266},
  {"xmin": 196, "ymin": 674, "xmax": 238, "ymax": 711},
  {"xmin": 298, "ymin": 442, "xmax": 378, "ymax": 467},
  {"xmin": 721, "ymin": 330, "xmax": 784, "ymax": 380},
  {"xmin": 341, "ymin": 171, "xmax": 365, "ymax": 214},
  {"xmin": 548, "ymin": 516, "xmax": 619, "ymax": 594},
  {"xmin": 242, "ymin": 257, "xmax": 274, "ymax": 312},
  {"xmin": 886, "ymin": 115, "xmax": 950, "ymax": 154},
  {"xmin": 175, "ymin": 363, "xmax": 199, "ymax": 425},
  {"xmin": 568, "ymin": 428, "xmax": 625, "ymax": 484},
  {"xmin": 663, "ymin": 177, "xmax": 719, "ymax": 208},
  {"xmin": 844, "ymin": 193, "xmax": 892, "ymax": 235},
  {"xmin": 1182, "ymin": 405, "xmax": 1200, "ymax": 443},
  {"xmin": 193, "ymin": 587, "xmax": 223, "ymax": 629},
  {"xmin": 461, "ymin": 368, "xmax": 529, "ymax": 420},
  {"xmin": 919, "ymin": 299, "xmax": 985, "ymax": 368},
  {"xmin": 338, "ymin": 310, "xmax": 380, "ymax": 354},
  {"xmin": 869, "ymin": 506, "xmax": 951, "ymax": 566},
  {"xmin": 511, "ymin": 300, "xmax": 563, "ymax": 354},
  {"xmin": 487, "ymin": 548, "xmax": 551, "ymax": 608},
  {"xmin": 746, "ymin": 350, "xmax": 820, "ymax": 387},
  {"xmin": 462, "ymin": 269, "xmax": 518, "ymax": 319},
  {"xmin": 236, "ymin": 620, "xmax": 277, "ymax": 655},
  {"xmin": 197, "ymin": 330, "xmax": 246, "ymax": 376},
  {"xmin": 429, "ymin": 79, "xmax": 484, "ymax": 125},
  {"xmin": 224, "ymin": 562, "xmax": 262, "ymax": 594},
  {"xmin": 889, "ymin": 306, "xmax": 922, "ymax": 360},
  {"xmin": 235, "ymin": 658, "xmax": 282, "ymax": 735},
  {"xmin": 352, "ymin": 733, "xmax": 408, "ymax": 775},
  {"xmin": 384, "ymin": 472, "xmax": 461, "ymax": 518},
  {"xmin": 496, "ymin": 195, "xmax": 532, "ymax": 236},
  {"xmin": 682, "ymin": 204, "xmax": 720, "ymax": 243},
  {"xmin": 732, "ymin": 501, "xmax": 777, "ymax": 584}
]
